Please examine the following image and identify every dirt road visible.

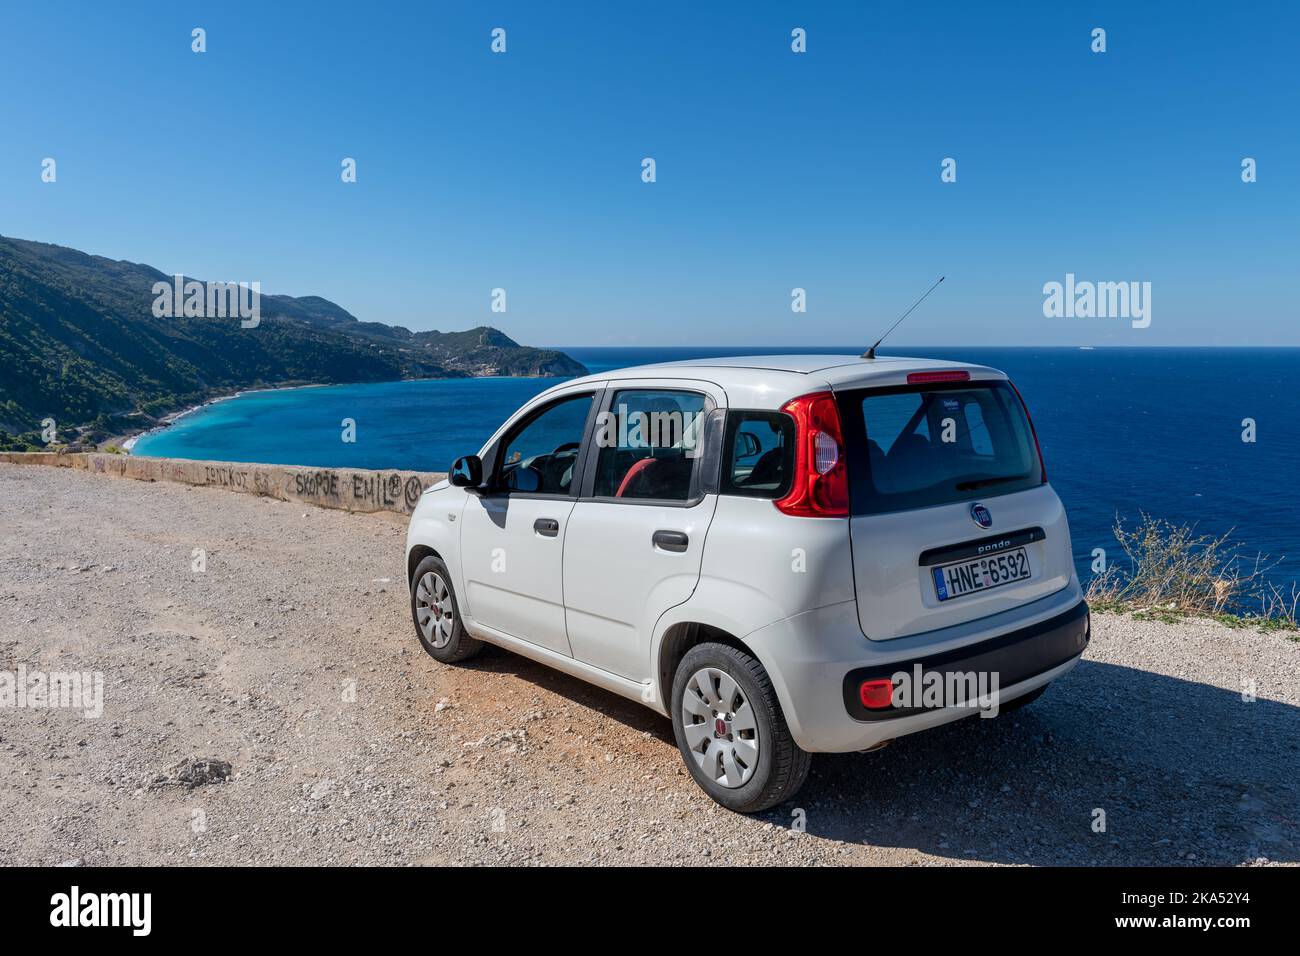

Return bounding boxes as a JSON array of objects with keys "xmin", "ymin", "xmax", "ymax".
[{"xmin": 1, "ymin": 462, "xmax": 1296, "ymax": 866}]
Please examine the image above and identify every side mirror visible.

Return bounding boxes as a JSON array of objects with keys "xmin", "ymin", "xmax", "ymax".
[
  {"xmin": 449, "ymin": 455, "xmax": 483, "ymax": 488},
  {"xmin": 739, "ymin": 432, "xmax": 762, "ymax": 459}
]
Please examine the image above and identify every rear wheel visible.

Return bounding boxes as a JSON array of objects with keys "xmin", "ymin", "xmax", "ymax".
[
  {"xmin": 410, "ymin": 555, "xmax": 483, "ymax": 663},
  {"xmin": 670, "ymin": 642, "xmax": 811, "ymax": 813}
]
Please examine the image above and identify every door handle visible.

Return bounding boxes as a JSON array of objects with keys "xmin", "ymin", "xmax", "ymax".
[
  {"xmin": 653, "ymin": 529, "xmax": 689, "ymax": 553},
  {"xmin": 534, "ymin": 517, "xmax": 560, "ymax": 537}
]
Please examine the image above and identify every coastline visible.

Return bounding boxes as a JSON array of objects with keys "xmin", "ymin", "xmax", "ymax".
[
  {"xmin": 118, "ymin": 371, "xmax": 563, "ymax": 454},
  {"xmin": 119, "ymin": 382, "xmax": 331, "ymax": 453}
]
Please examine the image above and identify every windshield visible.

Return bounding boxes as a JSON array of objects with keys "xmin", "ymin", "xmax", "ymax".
[{"xmin": 839, "ymin": 381, "xmax": 1044, "ymax": 515}]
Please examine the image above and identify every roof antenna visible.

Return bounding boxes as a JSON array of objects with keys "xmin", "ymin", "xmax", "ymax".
[{"xmin": 862, "ymin": 276, "xmax": 945, "ymax": 359}]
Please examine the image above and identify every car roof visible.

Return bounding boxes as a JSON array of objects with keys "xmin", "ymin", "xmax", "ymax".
[
  {"xmin": 561, "ymin": 351, "xmax": 993, "ymax": 392},
  {"xmin": 542, "ymin": 354, "xmax": 1007, "ymax": 411},
  {"xmin": 613, "ymin": 353, "xmax": 959, "ymax": 373}
]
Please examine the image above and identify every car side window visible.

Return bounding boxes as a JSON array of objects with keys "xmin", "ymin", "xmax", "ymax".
[
  {"xmin": 496, "ymin": 393, "xmax": 593, "ymax": 495},
  {"xmin": 592, "ymin": 389, "xmax": 707, "ymax": 501},
  {"xmin": 722, "ymin": 411, "xmax": 794, "ymax": 499}
]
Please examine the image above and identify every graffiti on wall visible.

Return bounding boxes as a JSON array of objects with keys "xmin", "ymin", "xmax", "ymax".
[{"xmin": 2, "ymin": 452, "xmax": 439, "ymax": 514}]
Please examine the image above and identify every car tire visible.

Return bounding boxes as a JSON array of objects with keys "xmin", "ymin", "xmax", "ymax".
[
  {"xmin": 410, "ymin": 555, "xmax": 483, "ymax": 663},
  {"xmin": 1000, "ymin": 682, "xmax": 1049, "ymax": 713},
  {"xmin": 670, "ymin": 642, "xmax": 811, "ymax": 814}
]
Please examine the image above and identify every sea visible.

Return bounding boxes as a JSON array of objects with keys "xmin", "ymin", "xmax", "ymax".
[{"xmin": 131, "ymin": 347, "xmax": 1300, "ymax": 595}]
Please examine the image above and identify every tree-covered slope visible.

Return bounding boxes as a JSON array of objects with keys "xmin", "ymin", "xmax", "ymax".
[{"xmin": 0, "ymin": 236, "xmax": 586, "ymax": 444}]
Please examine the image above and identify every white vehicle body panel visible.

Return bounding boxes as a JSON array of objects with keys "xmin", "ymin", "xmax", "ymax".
[
  {"xmin": 564, "ymin": 498, "xmax": 716, "ymax": 679},
  {"xmin": 459, "ymin": 493, "xmax": 577, "ymax": 656},
  {"xmin": 850, "ymin": 482, "xmax": 1075, "ymax": 641}
]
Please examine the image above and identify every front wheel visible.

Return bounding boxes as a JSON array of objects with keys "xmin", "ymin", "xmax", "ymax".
[
  {"xmin": 670, "ymin": 642, "xmax": 811, "ymax": 813},
  {"xmin": 410, "ymin": 555, "xmax": 483, "ymax": 663}
]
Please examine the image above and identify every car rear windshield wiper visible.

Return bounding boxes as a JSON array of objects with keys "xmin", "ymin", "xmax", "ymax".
[{"xmin": 955, "ymin": 473, "xmax": 1030, "ymax": 491}]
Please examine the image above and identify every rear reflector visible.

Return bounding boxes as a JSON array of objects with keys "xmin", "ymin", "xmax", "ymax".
[
  {"xmin": 906, "ymin": 370, "xmax": 970, "ymax": 384},
  {"xmin": 859, "ymin": 678, "xmax": 895, "ymax": 710}
]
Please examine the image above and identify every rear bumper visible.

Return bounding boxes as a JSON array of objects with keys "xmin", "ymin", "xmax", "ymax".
[
  {"xmin": 742, "ymin": 581, "xmax": 1088, "ymax": 752},
  {"xmin": 841, "ymin": 599, "xmax": 1089, "ymax": 721}
]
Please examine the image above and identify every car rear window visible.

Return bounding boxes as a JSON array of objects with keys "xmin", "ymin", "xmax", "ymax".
[{"xmin": 839, "ymin": 381, "xmax": 1043, "ymax": 515}]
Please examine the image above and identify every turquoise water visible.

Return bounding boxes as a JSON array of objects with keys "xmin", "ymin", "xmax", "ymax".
[
  {"xmin": 132, "ymin": 376, "xmax": 560, "ymax": 473},
  {"xmin": 133, "ymin": 347, "xmax": 1300, "ymax": 592}
]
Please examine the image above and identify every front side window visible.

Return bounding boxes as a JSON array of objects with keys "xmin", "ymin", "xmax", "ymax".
[
  {"xmin": 841, "ymin": 381, "xmax": 1043, "ymax": 514},
  {"xmin": 496, "ymin": 393, "xmax": 593, "ymax": 495},
  {"xmin": 592, "ymin": 389, "xmax": 707, "ymax": 501},
  {"xmin": 721, "ymin": 411, "xmax": 794, "ymax": 499}
]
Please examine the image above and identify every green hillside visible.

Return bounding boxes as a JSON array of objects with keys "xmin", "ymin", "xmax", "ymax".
[{"xmin": 0, "ymin": 236, "xmax": 586, "ymax": 448}]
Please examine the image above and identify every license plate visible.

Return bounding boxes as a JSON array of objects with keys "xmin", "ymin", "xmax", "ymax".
[{"xmin": 932, "ymin": 547, "xmax": 1031, "ymax": 601}]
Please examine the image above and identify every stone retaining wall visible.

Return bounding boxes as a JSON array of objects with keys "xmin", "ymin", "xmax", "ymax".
[{"xmin": 0, "ymin": 452, "xmax": 444, "ymax": 516}]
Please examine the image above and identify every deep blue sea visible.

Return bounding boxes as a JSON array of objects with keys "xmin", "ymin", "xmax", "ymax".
[{"xmin": 132, "ymin": 347, "xmax": 1300, "ymax": 594}]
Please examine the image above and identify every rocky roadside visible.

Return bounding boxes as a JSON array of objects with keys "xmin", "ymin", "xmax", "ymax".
[{"xmin": 0, "ymin": 462, "xmax": 1296, "ymax": 866}]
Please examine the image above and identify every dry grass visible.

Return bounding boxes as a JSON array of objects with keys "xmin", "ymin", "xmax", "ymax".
[{"xmin": 1086, "ymin": 514, "xmax": 1298, "ymax": 633}]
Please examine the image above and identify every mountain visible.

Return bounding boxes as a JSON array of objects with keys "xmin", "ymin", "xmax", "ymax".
[{"xmin": 0, "ymin": 236, "xmax": 587, "ymax": 447}]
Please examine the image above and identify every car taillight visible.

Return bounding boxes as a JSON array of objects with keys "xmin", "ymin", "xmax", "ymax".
[
  {"xmin": 774, "ymin": 391, "xmax": 849, "ymax": 517},
  {"xmin": 859, "ymin": 678, "xmax": 894, "ymax": 710},
  {"xmin": 1007, "ymin": 379, "xmax": 1047, "ymax": 484}
]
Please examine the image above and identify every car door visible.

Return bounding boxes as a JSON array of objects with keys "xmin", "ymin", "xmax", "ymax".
[
  {"xmin": 562, "ymin": 381, "xmax": 724, "ymax": 680},
  {"xmin": 458, "ymin": 387, "xmax": 601, "ymax": 656}
]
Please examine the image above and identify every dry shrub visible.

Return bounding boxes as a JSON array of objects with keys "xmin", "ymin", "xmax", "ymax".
[{"xmin": 1086, "ymin": 514, "xmax": 1296, "ymax": 629}]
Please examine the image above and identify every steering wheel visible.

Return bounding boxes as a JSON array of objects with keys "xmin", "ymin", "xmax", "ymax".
[{"xmin": 530, "ymin": 441, "xmax": 580, "ymax": 492}]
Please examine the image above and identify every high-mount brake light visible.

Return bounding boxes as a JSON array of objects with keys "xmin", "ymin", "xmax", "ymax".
[
  {"xmin": 774, "ymin": 391, "xmax": 849, "ymax": 518},
  {"xmin": 906, "ymin": 370, "xmax": 970, "ymax": 384}
]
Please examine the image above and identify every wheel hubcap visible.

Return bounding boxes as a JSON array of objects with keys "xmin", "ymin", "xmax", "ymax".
[
  {"xmin": 681, "ymin": 667, "xmax": 760, "ymax": 789},
  {"xmin": 415, "ymin": 571, "xmax": 454, "ymax": 649}
]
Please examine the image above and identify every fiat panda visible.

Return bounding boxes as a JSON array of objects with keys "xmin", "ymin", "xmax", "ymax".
[{"xmin": 406, "ymin": 355, "xmax": 1088, "ymax": 812}]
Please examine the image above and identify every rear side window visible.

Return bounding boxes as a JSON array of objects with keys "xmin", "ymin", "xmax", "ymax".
[
  {"xmin": 840, "ymin": 382, "xmax": 1043, "ymax": 515},
  {"xmin": 592, "ymin": 389, "xmax": 707, "ymax": 501},
  {"xmin": 722, "ymin": 411, "xmax": 794, "ymax": 499}
]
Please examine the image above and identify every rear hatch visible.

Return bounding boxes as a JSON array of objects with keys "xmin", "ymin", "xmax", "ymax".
[{"xmin": 838, "ymin": 374, "xmax": 1074, "ymax": 641}]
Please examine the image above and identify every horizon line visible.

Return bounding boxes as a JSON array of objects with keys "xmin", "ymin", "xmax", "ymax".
[{"xmin": 546, "ymin": 344, "xmax": 1300, "ymax": 350}]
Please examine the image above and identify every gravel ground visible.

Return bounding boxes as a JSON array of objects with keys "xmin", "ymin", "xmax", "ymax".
[{"xmin": 1, "ymin": 462, "xmax": 1296, "ymax": 866}]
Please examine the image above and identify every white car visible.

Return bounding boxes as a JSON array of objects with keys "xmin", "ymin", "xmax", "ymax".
[{"xmin": 405, "ymin": 355, "xmax": 1089, "ymax": 812}]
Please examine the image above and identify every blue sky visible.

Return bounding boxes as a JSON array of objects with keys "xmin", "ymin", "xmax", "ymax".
[{"xmin": 2, "ymin": 1, "xmax": 1296, "ymax": 346}]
